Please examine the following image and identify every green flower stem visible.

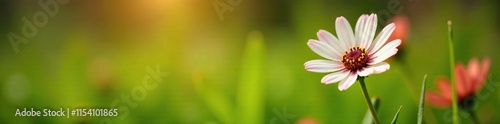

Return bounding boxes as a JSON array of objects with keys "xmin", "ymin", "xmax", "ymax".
[
  {"xmin": 359, "ymin": 77, "xmax": 380, "ymax": 124},
  {"xmin": 468, "ymin": 110, "xmax": 481, "ymax": 124},
  {"xmin": 447, "ymin": 20, "xmax": 459, "ymax": 124}
]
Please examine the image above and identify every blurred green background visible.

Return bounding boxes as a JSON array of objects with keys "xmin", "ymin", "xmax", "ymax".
[{"xmin": 0, "ymin": 0, "xmax": 499, "ymax": 123}]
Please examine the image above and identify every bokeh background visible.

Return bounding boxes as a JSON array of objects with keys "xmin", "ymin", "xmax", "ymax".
[{"xmin": 1, "ymin": 0, "xmax": 499, "ymax": 123}]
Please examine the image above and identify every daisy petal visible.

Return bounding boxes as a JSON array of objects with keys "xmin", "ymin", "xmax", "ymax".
[
  {"xmin": 317, "ymin": 30, "xmax": 345, "ymax": 55},
  {"xmin": 370, "ymin": 39, "xmax": 401, "ymax": 64},
  {"xmin": 454, "ymin": 64, "xmax": 469, "ymax": 97},
  {"xmin": 307, "ymin": 39, "xmax": 340, "ymax": 61},
  {"xmin": 355, "ymin": 14, "xmax": 368, "ymax": 47},
  {"xmin": 358, "ymin": 62, "xmax": 390, "ymax": 76},
  {"xmin": 370, "ymin": 62, "xmax": 390, "ymax": 74},
  {"xmin": 369, "ymin": 23, "xmax": 395, "ymax": 55},
  {"xmin": 475, "ymin": 58, "xmax": 491, "ymax": 91},
  {"xmin": 357, "ymin": 68, "xmax": 373, "ymax": 77},
  {"xmin": 305, "ymin": 60, "xmax": 344, "ymax": 73},
  {"xmin": 363, "ymin": 14, "xmax": 377, "ymax": 49},
  {"xmin": 437, "ymin": 78, "xmax": 452, "ymax": 101},
  {"xmin": 336, "ymin": 16, "xmax": 356, "ymax": 48},
  {"xmin": 467, "ymin": 58, "xmax": 480, "ymax": 78},
  {"xmin": 356, "ymin": 14, "xmax": 377, "ymax": 49},
  {"xmin": 479, "ymin": 58, "xmax": 491, "ymax": 79},
  {"xmin": 338, "ymin": 73, "xmax": 357, "ymax": 91},
  {"xmin": 425, "ymin": 91, "xmax": 452, "ymax": 107},
  {"xmin": 321, "ymin": 71, "xmax": 350, "ymax": 84}
]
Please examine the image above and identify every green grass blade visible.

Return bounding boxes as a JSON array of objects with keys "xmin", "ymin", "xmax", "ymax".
[
  {"xmin": 192, "ymin": 72, "xmax": 234, "ymax": 123},
  {"xmin": 447, "ymin": 20, "xmax": 459, "ymax": 124},
  {"xmin": 418, "ymin": 74, "xmax": 427, "ymax": 124},
  {"xmin": 236, "ymin": 31, "xmax": 265, "ymax": 124},
  {"xmin": 362, "ymin": 97, "xmax": 381, "ymax": 124},
  {"xmin": 391, "ymin": 106, "xmax": 403, "ymax": 124}
]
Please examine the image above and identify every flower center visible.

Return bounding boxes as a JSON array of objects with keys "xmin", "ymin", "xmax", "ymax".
[
  {"xmin": 342, "ymin": 47, "xmax": 369, "ymax": 71},
  {"xmin": 458, "ymin": 94, "xmax": 476, "ymax": 112}
]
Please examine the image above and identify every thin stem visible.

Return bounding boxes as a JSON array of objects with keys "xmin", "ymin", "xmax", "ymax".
[
  {"xmin": 359, "ymin": 77, "xmax": 380, "ymax": 124},
  {"xmin": 468, "ymin": 110, "xmax": 481, "ymax": 124},
  {"xmin": 448, "ymin": 20, "xmax": 459, "ymax": 124}
]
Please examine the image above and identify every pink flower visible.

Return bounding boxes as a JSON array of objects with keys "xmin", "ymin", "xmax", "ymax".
[
  {"xmin": 296, "ymin": 117, "xmax": 319, "ymax": 124},
  {"xmin": 387, "ymin": 14, "xmax": 410, "ymax": 49},
  {"xmin": 304, "ymin": 13, "xmax": 401, "ymax": 91},
  {"xmin": 426, "ymin": 58, "xmax": 491, "ymax": 107}
]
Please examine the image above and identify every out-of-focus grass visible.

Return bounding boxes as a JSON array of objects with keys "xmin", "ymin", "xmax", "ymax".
[{"xmin": 236, "ymin": 31, "xmax": 265, "ymax": 124}]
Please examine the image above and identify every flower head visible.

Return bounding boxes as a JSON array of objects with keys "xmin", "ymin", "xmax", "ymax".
[
  {"xmin": 426, "ymin": 57, "xmax": 491, "ymax": 107},
  {"xmin": 304, "ymin": 13, "xmax": 401, "ymax": 91}
]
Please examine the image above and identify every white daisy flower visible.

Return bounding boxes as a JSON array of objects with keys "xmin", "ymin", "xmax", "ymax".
[{"xmin": 304, "ymin": 13, "xmax": 401, "ymax": 91}]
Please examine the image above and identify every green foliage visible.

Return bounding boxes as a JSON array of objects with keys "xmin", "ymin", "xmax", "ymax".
[{"xmin": 417, "ymin": 75, "xmax": 427, "ymax": 124}]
